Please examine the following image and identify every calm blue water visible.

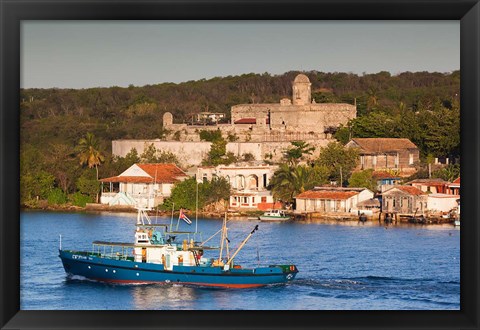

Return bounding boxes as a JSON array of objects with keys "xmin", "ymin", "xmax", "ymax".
[{"xmin": 20, "ymin": 210, "xmax": 460, "ymax": 310}]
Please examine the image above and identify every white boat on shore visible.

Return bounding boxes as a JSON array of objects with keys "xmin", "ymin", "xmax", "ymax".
[{"xmin": 258, "ymin": 209, "xmax": 291, "ymax": 222}]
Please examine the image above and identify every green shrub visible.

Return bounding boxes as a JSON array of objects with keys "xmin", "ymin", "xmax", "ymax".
[
  {"xmin": 47, "ymin": 188, "xmax": 67, "ymax": 205},
  {"xmin": 69, "ymin": 192, "xmax": 93, "ymax": 207},
  {"xmin": 199, "ymin": 129, "xmax": 222, "ymax": 142}
]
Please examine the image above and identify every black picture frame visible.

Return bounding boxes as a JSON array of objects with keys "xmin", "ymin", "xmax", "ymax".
[{"xmin": 1, "ymin": 0, "xmax": 479, "ymax": 329}]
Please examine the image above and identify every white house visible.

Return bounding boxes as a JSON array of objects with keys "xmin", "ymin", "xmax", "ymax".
[
  {"xmin": 196, "ymin": 162, "xmax": 279, "ymax": 210},
  {"xmin": 427, "ymin": 193, "xmax": 460, "ymax": 214},
  {"xmin": 229, "ymin": 190, "xmax": 282, "ymax": 211},
  {"xmin": 100, "ymin": 163, "xmax": 188, "ymax": 209},
  {"xmin": 295, "ymin": 187, "xmax": 374, "ymax": 213}
]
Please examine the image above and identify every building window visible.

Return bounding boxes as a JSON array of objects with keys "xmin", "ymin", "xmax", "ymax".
[
  {"xmin": 372, "ymin": 155, "xmax": 377, "ymax": 166},
  {"xmin": 409, "ymin": 153, "xmax": 414, "ymax": 165},
  {"xmin": 360, "ymin": 156, "xmax": 365, "ymax": 169}
]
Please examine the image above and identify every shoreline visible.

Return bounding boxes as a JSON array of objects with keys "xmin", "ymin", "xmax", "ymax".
[{"xmin": 21, "ymin": 203, "xmax": 458, "ymax": 226}]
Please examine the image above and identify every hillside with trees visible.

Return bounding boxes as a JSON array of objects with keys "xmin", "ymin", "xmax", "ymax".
[{"xmin": 20, "ymin": 70, "xmax": 460, "ymax": 208}]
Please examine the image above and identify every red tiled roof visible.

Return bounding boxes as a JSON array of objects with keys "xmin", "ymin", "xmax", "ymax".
[
  {"xmin": 100, "ymin": 163, "xmax": 187, "ymax": 184},
  {"xmin": 384, "ymin": 185, "xmax": 425, "ymax": 196},
  {"xmin": 295, "ymin": 190, "xmax": 358, "ymax": 200},
  {"xmin": 234, "ymin": 118, "xmax": 269, "ymax": 124},
  {"xmin": 408, "ymin": 178, "xmax": 447, "ymax": 184},
  {"xmin": 372, "ymin": 171, "xmax": 400, "ymax": 179},
  {"xmin": 452, "ymin": 177, "xmax": 460, "ymax": 184},
  {"xmin": 100, "ymin": 176, "xmax": 154, "ymax": 183},
  {"xmin": 350, "ymin": 138, "xmax": 418, "ymax": 153},
  {"xmin": 137, "ymin": 163, "xmax": 187, "ymax": 183}
]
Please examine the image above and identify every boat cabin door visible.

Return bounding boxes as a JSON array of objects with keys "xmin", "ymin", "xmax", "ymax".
[{"xmin": 164, "ymin": 246, "xmax": 176, "ymax": 270}]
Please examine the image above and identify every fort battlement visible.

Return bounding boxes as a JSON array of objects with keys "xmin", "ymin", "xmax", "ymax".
[{"xmin": 112, "ymin": 74, "xmax": 356, "ymax": 166}]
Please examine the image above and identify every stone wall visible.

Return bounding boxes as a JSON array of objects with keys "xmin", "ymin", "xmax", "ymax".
[
  {"xmin": 112, "ymin": 140, "xmax": 212, "ymax": 168},
  {"xmin": 112, "ymin": 139, "xmax": 331, "ymax": 168},
  {"xmin": 230, "ymin": 103, "xmax": 356, "ymax": 135}
]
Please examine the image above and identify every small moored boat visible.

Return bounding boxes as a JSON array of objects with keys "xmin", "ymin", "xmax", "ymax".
[{"xmin": 258, "ymin": 209, "xmax": 291, "ymax": 222}]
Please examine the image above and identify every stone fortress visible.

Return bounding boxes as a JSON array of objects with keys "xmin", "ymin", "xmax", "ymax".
[{"xmin": 112, "ymin": 74, "xmax": 357, "ymax": 167}]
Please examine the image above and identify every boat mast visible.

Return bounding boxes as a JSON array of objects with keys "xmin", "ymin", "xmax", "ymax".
[
  {"xmin": 170, "ymin": 202, "xmax": 174, "ymax": 230},
  {"xmin": 226, "ymin": 225, "xmax": 259, "ymax": 266},
  {"xmin": 195, "ymin": 180, "xmax": 198, "ymax": 234},
  {"xmin": 217, "ymin": 212, "xmax": 227, "ymax": 264}
]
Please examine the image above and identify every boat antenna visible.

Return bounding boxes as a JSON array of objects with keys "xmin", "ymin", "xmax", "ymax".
[{"xmin": 226, "ymin": 225, "xmax": 259, "ymax": 266}]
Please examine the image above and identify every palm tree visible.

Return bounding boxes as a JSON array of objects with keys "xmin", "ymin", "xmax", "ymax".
[
  {"xmin": 269, "ymin": 164, "xmax": 296, "ymax": 203},
  {"xmin": 366, "ymin": 87, "xmax": 379, "ymax": 111},
  {"xmin": 77, "ymin": 132, "xmax": 105, "ymax": 181},
  {"xmin": 269, "ymin": 164, "xmax": 329, "ymax": 204}
]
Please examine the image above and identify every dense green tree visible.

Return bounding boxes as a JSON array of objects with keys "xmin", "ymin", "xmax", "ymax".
[
  {"xmin": 45, "ymin": 143, "xmax": 80, "ymax": 194},
  {"xmin": 348, "ymin": 169, "xmax": 377, "ymax": 191},
  {"xmin": 283, "ymin": 141, "xmax": 315, "ymax": 165},
  {"xmin": 201, "ymin": 177, "xmax": 231, "ymax": 206},
  {"xmin": 47, "ymin": 188, "xmax": 68, "ymax": 205},
  {"xmin": 268, "ymin": 164, "xmax": 329, "ymax": 204},
  {"xmin": 202, "ymin": 138, "xmax": 238, "ymax": 166},
  {"xmin": 333, "ymin": 124, "xmax": 352, "ymax": 145},
  {"xmin": 19, "ymin": 70, "xmax": 460, "ymax": 207},
  {"xmin": 161, "ymin": 177, "xmax": 231, "ymax": 212},
  {"xmin": 199, "ymin": 129, "xmax": 223, "ymax": 142},
  {"xmin": 432, "ymin": 164, "xmax": 460, "ymax": 182},
  {"xmin": 316, "ymin": 142, "xmax": 359, "ymax": 185},
  {"xmin": 20, "ymin": 171, "xmax": 55, "ymax": 204},
  {"xmin": 138, "ymin": 144, "xmax": 179, "ymax": 164},
  {"xmin": 76, "ymin": 170, "xmax": 101, "ymax": 201},
  {"xmin": 108, "ymin": 148, "xmax": 140, "ymax": 175},
  {"xmin": 350, "ymin": 111, "xmax": 398, "ymax": 138}
]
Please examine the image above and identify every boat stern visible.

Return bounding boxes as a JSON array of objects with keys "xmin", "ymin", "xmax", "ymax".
[{"xmin": 270, "ymin": 264, "xmax": 299, "ymax": 281}]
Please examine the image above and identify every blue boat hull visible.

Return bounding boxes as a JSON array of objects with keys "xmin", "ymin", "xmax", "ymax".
[{"xmin": 59, "ymin": 250, "xmax": 298, "ymax": 288}]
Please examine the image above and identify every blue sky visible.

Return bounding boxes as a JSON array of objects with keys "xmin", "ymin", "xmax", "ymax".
[{"xmin": 21, "ymin": 21, "xmax": 459, "ymax": 89}]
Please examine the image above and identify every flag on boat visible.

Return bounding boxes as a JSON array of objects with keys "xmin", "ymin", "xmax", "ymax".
[{"xmin": 179, "ymin": 208, "xmax": 192, "ymax": 225}]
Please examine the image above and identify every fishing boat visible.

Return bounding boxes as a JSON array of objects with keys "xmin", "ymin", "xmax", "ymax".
[
  {"xmin": 59, "ymin": 208, "xmax": 298, "ymax": 288},
  {"xmin": 258, "ymin": 209, "xmax": 291, "ymax": 222}
]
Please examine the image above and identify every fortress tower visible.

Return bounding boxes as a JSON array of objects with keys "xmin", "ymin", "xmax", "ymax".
[{"xmin": 292, "ymin": 74, "xmax": 312, "ymax": 105}]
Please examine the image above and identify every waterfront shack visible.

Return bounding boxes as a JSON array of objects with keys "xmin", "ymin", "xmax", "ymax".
[
  {"xmin": 404, "ymin": 178, "xmax": 449, "ymax": 194},
  {"xmin": 446, "ymin": 177, "xmax": 460, "ymax": 195},
  {"xmin": 294, "ymin": 187, "xmax": 374, "ymax": 213},
  {"xmin": 427, "ymin": 193, "xmax": 460, "ymax": 215},
  {"xmin": 380, "ymin": 185, "xmax": 427, "ymax": 216},
  {"xmin": 345, "ymin": 138, "xmax": 419, "ymax": 177},
  {"xmin": 372, "ymin": 171, "xmax": 402, "ymax": 193}
]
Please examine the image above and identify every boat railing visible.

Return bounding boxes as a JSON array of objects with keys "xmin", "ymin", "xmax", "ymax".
[{"xmin": 91, "ymin": 242, "xmax": 137, "ymax": 261}]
